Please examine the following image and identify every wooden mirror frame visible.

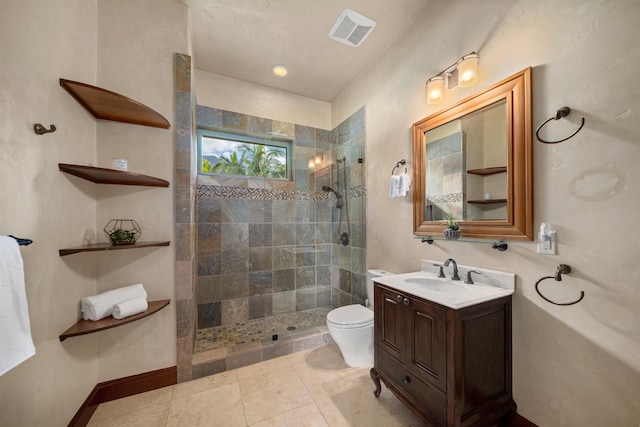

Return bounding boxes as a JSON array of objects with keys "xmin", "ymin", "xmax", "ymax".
[{"xmin": 412, "ymin": 67, "xmax": 533, "ymax": 240}]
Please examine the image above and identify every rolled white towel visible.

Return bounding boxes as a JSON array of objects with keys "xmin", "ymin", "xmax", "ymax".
[
  {"xmin": 81, "ymin": 284, "xmax": 147, "ymax": 321},
  {"xmin": 112, "ymin": 297, "xmax": 148, "ymax": 320}
]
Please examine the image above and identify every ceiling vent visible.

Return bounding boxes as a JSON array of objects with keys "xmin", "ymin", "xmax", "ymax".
[{"xmin": 328, "ymin": 9, "xmax": 376, "ymax": 47}]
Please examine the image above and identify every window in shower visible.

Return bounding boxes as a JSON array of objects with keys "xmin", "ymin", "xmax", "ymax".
[{"xmin": 197, "ymin": 129, "xmax": 292, "ymax": 179}]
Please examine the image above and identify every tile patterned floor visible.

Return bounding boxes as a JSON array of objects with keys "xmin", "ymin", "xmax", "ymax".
[
  {"xmin": 87, "ymin": 343, "xmax": 429, "ymax": 427},
  {"xmin": 195, "ymin": 307, "xmax": 333, "ymax": 353}
]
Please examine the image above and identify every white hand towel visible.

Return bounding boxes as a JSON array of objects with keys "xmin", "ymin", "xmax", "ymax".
[
  {"xmin": 0, "ymin": 236, "xmax": 35, "ymax": 376},
  {"xmin": 81, "ymin": 284, "xmax": 147, "ymax": 321},
  {"xmin": 389, "ymin": 175, "xmax": 401, "ymax": 198},
  {"xmin": 112, "ymin": 297, "xmax": 148, "ymax": 320},
  {"xmin": 400, "ymin": 172, "xmax": 412, "ymax": 197}
]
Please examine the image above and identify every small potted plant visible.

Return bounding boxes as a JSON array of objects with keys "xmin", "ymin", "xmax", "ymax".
[
  {"xmin": 443, "ymin": 212, "xmax": 461, "ymax": 240},
  {"xmin": 104, "ymin": 219, "xmax": 142, "ymax": 245}
]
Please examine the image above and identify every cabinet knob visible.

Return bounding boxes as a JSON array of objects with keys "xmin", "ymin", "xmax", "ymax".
[
  {"xmin": 401, "ymin": 376, "xmax": 411, "ymax": 384},
  {"xmin": 397, "ymin": 295, "xmax": 403, "ymax": 302},
  {"xmin": 403, "ymin": 297, "xmax": 410, "ymax": 306}
]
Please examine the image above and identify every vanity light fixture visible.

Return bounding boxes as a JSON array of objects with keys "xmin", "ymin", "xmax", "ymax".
[
  {"xmin": 272, "ymin": 65, "xmax": 288, "ymax": 77},
  {"xmin": 425, "ymin": 51, "xmax": 480, "ymax": 104}
]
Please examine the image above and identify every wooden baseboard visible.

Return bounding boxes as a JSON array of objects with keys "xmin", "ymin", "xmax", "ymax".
[
  {"xmin": 510, "ymin": 412, "xmax": 538, "ymax": 427},
  {"xmin": 68, "ymin": 366, "xmax": 177, "ymax": 427}
]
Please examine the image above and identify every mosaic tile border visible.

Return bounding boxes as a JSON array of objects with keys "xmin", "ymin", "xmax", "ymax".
[
  {"xmin": 427, "ymin": 192, "xmax": 463, "ymax": 203},
  {"xmin": 197, "ymin": 184, "xmax": 366, "ymax": 201}
]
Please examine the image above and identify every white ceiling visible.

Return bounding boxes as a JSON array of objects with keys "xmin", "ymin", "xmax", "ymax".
[{"xmin": 188, "ymin": 0, "xmax": 432, "ymax": 102}]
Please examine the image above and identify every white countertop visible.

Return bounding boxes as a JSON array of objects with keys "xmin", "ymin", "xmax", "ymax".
[{"xmin": 373, "ymin": 271, "xmax": 514, "ymax": 309}]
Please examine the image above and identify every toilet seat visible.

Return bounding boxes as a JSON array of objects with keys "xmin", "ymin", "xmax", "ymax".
[{"xmin": 327, "ymin": 305, "xmax": 373, "ymax": 329}]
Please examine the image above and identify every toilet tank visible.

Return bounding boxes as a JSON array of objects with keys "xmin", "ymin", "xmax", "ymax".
[{"xmin": 366, "ymin": 269, "xmax": 395, "ymax": 308}]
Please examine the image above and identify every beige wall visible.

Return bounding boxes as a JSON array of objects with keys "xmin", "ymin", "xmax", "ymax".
[
  {"xmin": 94, "ymin": 0, "xmax": 188, "ymax": 382},
  {"xmin": 333, "ymin": 0, "xmax": 640, "ymax": 425},
  {"xmin": 0, "ymin": 1, "xmax": 99, "ymax": 425},
  {"xmin": 1, "ymin": 0, "xmax": 189, "ymax": 424},
  {"xmin": 195, "ymin": 69, "xmax": 332, "ymax": 130}
]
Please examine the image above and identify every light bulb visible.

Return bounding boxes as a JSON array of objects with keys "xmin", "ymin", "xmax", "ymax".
[
  {"xmin": 272, "ymin": 65, "xmax": 288, "ymax": 77},
  {"xmin": 457, "ymin": 53, "xmax": 479, "ymax": 88},
  {"xmin": 427, "ymin": 76, "xmax": 445, "ymax": 104}
]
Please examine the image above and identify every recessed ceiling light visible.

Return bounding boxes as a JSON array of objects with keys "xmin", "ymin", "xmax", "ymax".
[{"xmin": 272, "ymin": 65, "xmax": 288, "ymax": 77}]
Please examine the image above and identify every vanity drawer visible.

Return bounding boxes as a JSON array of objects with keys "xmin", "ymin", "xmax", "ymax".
[{"xmin": 376, "ymin": 347, "xmax": 447, "ymax": 424}]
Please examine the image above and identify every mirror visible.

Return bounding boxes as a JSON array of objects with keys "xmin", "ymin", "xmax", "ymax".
[{"xmin": 412, "ymin": 68, "xmax": 533, "ymax": 240}]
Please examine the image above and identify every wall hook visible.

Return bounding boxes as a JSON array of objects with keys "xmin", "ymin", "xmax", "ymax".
[
  {"xmin": 535, "ymin": 107, "xmax": 585, "ymax": 144},
  {"xmin": 535, "ymin": 264, "xmax": 584, "ymax": 306},
  {"xmin": 34, "ymin": 123, "xmax": 57, "ymax": 135}
]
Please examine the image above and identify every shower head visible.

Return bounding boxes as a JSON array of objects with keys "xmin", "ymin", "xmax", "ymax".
[
  {"xmin": 322, "ymin": 186, "xmax": 337, "ymax": 194},
  {"xmin": 322, "ymin": 186, "xmax": 342, "ymax": 208}
]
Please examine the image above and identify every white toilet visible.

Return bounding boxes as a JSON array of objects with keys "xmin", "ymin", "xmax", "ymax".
[{"xmin": 326, "ymin": 269, "xmax": 394, "ymax": 367}]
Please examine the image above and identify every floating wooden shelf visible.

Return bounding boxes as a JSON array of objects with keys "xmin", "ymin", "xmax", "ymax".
[
  {"xmin": 59, "ymin": 163, "xmax": 170, "ymax": 187},
  {"xmin": 60, "ymin": 78, "xmax": 170, "ymax": 129},
  {"xmin": 59, "ymin": 241, "xmax": 170, "ymax": 257},
  {"xmin": 467, "ymin": 167, "xmax": 507, "ymax": 176},
  {"xmin": 59, "ymin": 299, "xmax": 170, "ymax": 341},
  {"xmin": 467, "ymin": 199, "xmax": 508, "ymax": 205}
]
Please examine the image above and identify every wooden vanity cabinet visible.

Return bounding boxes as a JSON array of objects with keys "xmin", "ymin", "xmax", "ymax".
[{"xmin": 371, "ymin": 283, "xmax": 515, "ymax": 427}]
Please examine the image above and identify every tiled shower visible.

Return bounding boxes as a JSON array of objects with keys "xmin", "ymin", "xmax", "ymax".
[{"xmin": 193, "ymin": 105, "xmax": 366, "ymax": 356}]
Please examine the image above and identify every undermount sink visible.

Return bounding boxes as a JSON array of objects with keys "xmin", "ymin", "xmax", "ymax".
[
  {"xmin": 405, "ymin": 277, "xmax": 467, "ymax": 293},
  {"xmin": 373, "ymin": 265, "xmax": 515, "ymax": 309}
]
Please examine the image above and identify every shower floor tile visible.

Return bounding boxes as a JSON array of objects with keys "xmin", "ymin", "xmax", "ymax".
[{"xmin": 194, "ymin": 306, "xmax": 333, "ymax": 354}]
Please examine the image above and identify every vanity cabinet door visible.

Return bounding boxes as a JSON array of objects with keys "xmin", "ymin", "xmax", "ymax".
[
  {"xmin": 374, "ymin": 284, "xmax": 405, "ymax": 363},
  {"xmin": 405, "ymin": 297, "xmax": 448, "ymax": 393}
]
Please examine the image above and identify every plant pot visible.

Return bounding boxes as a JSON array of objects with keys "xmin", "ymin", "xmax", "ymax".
[
  {"xmin": 104, "ymin": 219, "xmax": 141, "ymax": 245},
  {"xmin": 444, "ymin": 229, "xmax": 461, "ymax": 240}
]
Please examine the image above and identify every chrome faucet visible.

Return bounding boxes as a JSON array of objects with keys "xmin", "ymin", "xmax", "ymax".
[{"xmin": 443, "ymin": 258, "xmax": 460, "ymax": 281}]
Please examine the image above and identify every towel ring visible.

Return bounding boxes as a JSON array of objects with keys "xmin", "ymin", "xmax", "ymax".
[
  {"xmin": 392, "ymin": 159, "xmax": 406, "ymax": 175},
  {"xmin": 535, "ymin": 107, "xmax": 585, "ymax": 144},
  {"xmin": 535, "ymin": 264, "xmax": 584, "ymax": 306}
]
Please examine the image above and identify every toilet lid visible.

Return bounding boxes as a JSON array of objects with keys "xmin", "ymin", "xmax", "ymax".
[{"xmin": 327, "ymin": 304, "xmax": 373, "ymax": 326}]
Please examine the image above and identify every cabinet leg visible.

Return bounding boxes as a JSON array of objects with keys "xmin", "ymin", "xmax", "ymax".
[{"xmin": 370, "ymin": 368, "xmax": 382, "ymax": 397}]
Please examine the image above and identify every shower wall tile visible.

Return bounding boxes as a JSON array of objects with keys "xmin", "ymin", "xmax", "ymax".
[
  {"xmin": 196, "ymin": 105, "xmax": 222, "ymax": 128},
  {"xmin": 221, "ymin": 110, "xmax": 248, "ymax": 131},
  {"xmin": 198, "ymin": 250, "xmax": 221, "ymax": 276},
  {"xmin": 315, "ymin": 245, "xmax": 331, "ymax": 266},
  {"xmin": 220, "ymin": 273, "xmax": 249, "ymax": 300},
  {"xmin": 352, "ymin": 273, "xmax": 366, "ymax": 303},
  {"xmin": 222, "ymin": 199, "xmax": 248, "ymax": 223},
  {"xmin": 296, "ymin": 224, "xmax": 315, "ymax": 245},
  {"xmin": 273, "ymin": 269, "xmax": 295, "ymax": 292},
  {"xmin": 272, "ymin": 291, "xmax": 296, "ymax": 315},
  {"xmin": 272, "ymin": 200, "xmax": 295, "ymax": 223},
  {"xmin": 295, "ymin": 251, "xmax": 315, "ymax": 267},
  {"xmin": 350, "ymin": 107, "xmax": 365, "ymax": 140},
  {"xmin": 221, "ymin": 297, "xmax": 249, "ymax": 324},
  {"xmin": 249, "ymin": 247, "xmax": 272, "ymax": 272},
  {"xmin": 249, "ymin": 223, "xmax": 272, "ymax": 247},
  {"xmin": 248, "ymin": 200, "xmax": 272, "ymax": 223},
  {"xmin": 296, "ymin": 287, "xmax": 316, "ymax": 311},
  {"xmin": 249, "ymin": 271, "xmax": 272, "ymax": 296},
  {"xmin": 197, "ymin": 197, "xmax": 222, "ymax": 224},
  {"xmin": 197, "ymin": 223, "xmax": 221, "ymax": 251},
  {"xmin": 295, "ymin": 266, "xmax": 315, "ymax": 289},
  {"xmin": 248, "ymin": 116, "xmax": 273, "ymax": 135},
  {"xmin": 315, "ymin": 223, "xmax": 331, "ymax": 244},
  {"xmin": 272, "ymin": 223, "xmax": 295, "ymax": 246},
  {"xmin": 351, "ymin": 247, "xmax": 365, "ymax": 276},
  {"xmin": 221, "ymin": 249, "xmax": 249, "ymax": 273},
  {"xmin": 317, "ymin": 285, "xmax": 331, "ymax": 307},
  {"xmin": 197, "ymin": 275, "xmax": 221, "ymax": 304},
  {"xmin": 272, "ymin": 247, "xmax": 295, "ymax": 269},
  {"xmin": 271, "ymin": 120, "xmax": 294, "ymax": 137},
  {"xmin": 249, "ymin": 294, "xmax": 273, "ymax": 319},
  {"xmin": 221, "ymin": 223, "xmax": 249, "ymax": 249},
  {"xmin": 294, "ymin": 124, "xmax": 316, "ymax": 148},
  {"xmin": 198, "ymin": 302, "xmax": 221, "ymax": 328},
  {"xmin": 316, "ymin": 265, "xmax": 331, "ymax": 286}
]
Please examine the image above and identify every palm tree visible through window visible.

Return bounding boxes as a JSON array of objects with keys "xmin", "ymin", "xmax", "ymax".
[{"xmin": 199, "ymin": 130, "xmax": 290, "ymax": 179}]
